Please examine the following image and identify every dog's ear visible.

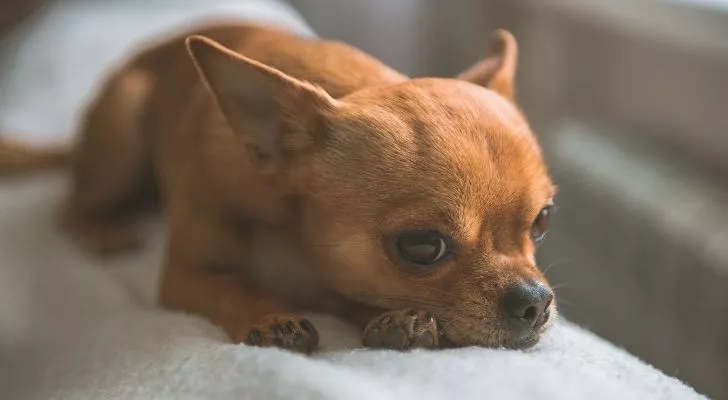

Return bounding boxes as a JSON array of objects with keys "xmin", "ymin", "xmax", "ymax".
[
  {"xmin": 457, "ymin": 29, "xmax": 518, "ymax": 101},
  {"xmin": 186, "ymin": 35, "xmax": 337, "ymax": 164}
]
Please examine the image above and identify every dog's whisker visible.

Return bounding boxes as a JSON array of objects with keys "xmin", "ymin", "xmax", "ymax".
[
  {"xmin": 554, "ymin": 297, "xmax": 572, "ymax": 306},
  {"xmin": 541, "ymin": 259, "xmax": 572, "ymax": 275}
]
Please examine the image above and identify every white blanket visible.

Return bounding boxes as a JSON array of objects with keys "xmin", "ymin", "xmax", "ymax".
[{"xmin": 0, "ymin": 1, "xmax": 707, "ymax": 399}]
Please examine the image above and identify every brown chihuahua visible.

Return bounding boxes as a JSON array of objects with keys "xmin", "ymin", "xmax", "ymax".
[{"xmin": 0, "ymin": 23, "xmax": 556, "ymax": 353}]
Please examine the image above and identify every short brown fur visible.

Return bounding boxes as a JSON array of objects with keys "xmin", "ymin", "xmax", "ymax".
[{"xmin": 0, "ymin": 23, "xmax": 556, "ymax": 352}]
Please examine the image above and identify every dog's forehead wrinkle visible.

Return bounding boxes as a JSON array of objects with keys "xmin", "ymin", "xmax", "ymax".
[{"xmin": 318, "ymin": 76, "xmax": 551, "ymax": 239}]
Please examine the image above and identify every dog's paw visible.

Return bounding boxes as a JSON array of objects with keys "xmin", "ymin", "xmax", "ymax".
[
  {"xmin": 243, "ymin": 314, "xmax": 319, "ymax": 354},
  {"xmin": 363, "ymin": 309, "xmax": 441, "ymax": 350}
]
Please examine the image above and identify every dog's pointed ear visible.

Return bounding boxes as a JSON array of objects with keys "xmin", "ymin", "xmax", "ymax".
[
  {"xmin": 186, "ymin": 35, "xmax": 338, "ymax": 164},
  {"xmin": 457, "ymin": 29, "xmax": 518, "ymax": 101}
]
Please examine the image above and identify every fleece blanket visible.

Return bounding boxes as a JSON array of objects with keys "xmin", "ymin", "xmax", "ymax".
[{"xmin": 0, "ymin": 1, "xmax": 707, "ymax": 399}]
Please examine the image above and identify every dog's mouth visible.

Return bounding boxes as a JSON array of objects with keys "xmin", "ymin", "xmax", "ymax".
[
  {"xmin": 439, "ymin": 326, "xmax": 543, "ymax": 350},
  {"xmin": 438, "ymin": 308, "xmax": 555, "ymax": 350},
  {"xmin": 503, "ymin": 311, "xmax": 556, "ymax": 350},
  {"xmin": 504, "ymin": 334, "xmax": 540, "ymax": 350}
]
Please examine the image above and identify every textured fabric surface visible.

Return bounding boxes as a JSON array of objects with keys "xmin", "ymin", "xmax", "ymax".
[{"xmin": 0, "ymin": 1, "xmax": 707, "ymax": 399}]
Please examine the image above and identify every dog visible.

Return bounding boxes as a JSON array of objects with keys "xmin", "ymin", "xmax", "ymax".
[{"xmin": 0, "ymin": 22, "xmax": 556, "ymax": 353}]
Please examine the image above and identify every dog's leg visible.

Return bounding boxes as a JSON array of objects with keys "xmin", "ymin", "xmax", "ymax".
[
  {"xmin": 159, "ymin": 228, "xmax": 320, "ymax": 353},
  {"xmin": 160, "ymin": 265, "xmax": 320, "ymax": 353},
  {"xmin": 361, "ymin": 309, "xmax": 443, "ymax": 350},
  {"xmin": 341, "ymin": 304, "xmax": 442, "ymax": 350},
  {"xmin": 61, "ymin": 68, "xmax": 154, "ymax": 256},
  {"xmin": 337, "ymin": 303, "xmax": 442, "ymax": 350}
]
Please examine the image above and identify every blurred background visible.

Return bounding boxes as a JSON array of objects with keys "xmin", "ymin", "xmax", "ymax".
[{"xmin": 2, "ymin": 0, "xmax": 727, "ymax": 398}]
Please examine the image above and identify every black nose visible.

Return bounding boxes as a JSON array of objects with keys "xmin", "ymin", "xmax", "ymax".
[{"xmin": 501, "ymin": 281, "xmax": 553, "ymax": 329}]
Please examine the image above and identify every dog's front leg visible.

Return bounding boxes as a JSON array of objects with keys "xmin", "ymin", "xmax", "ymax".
[
  {"xmin": 362, "ymin": 309, "xmax": 444, "ymax": 350},
  {"xmin": 158, "ymin": 244, "xmax": 319, "ymax": 353},
  {"xmin": 340, "ymin": 305, "xmax": 444, "ymax": 351}
]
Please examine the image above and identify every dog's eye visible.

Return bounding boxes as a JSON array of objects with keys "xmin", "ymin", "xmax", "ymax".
[
  {"xmin": 396, "ymin": 231, "xmax": 449, "ymax": 266},
  {"xmin": 531, "ymin": 205, "xmax": 554, "ymax": 243}
]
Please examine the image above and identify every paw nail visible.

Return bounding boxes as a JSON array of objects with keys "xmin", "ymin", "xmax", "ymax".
[
  {"xmin": 425, "ymin": 312, "xmax": 435, "ymax": 322},
  {"xmin": 299, "ymin": 319, "xmax": 319, "ymax": 343},
  {"xmin": 381, "ymin": 315, "xmax": 392, "ymax": 325},
  {"xmin": 274, "ymin": 326, "xmax": 284, "ymax": 339},
  {"xmin": 407, "ymin": 309, "xmax": 417, "ymax": 317},
  {"xmin": 299, "ymin": 319, "xmax": 314, "ymax": 334},
  {"xmin": 285, "ymin": 320, "xmax": 296, "ymax": 332},
  {"xmin": 247, "ymin": 329, "xmax": 261, "ymax": 345}
]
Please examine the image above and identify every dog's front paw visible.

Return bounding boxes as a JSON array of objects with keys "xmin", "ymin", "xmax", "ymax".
[
  {"xmin": 363, "ymin": 309, "xmax": 441, "ymax": 350},
  {"xmin": 243, "ymin": 314, "xmax": 319, "ymax": 354}
]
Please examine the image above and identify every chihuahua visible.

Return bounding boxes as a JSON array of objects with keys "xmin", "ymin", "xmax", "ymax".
[{"xmin": 0, "ymin": 23, "xmax": 556, "ymax": 353}]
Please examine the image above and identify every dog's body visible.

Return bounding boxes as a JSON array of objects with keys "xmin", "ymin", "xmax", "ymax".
[{"xmin": 1, "ymin": 23, "xmax": 556, "ymax": 352}]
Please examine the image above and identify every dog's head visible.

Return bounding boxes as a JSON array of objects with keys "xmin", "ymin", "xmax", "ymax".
[{"xmin": 187, "ymin": 30, "xmax": 556, "ymax": 349}]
